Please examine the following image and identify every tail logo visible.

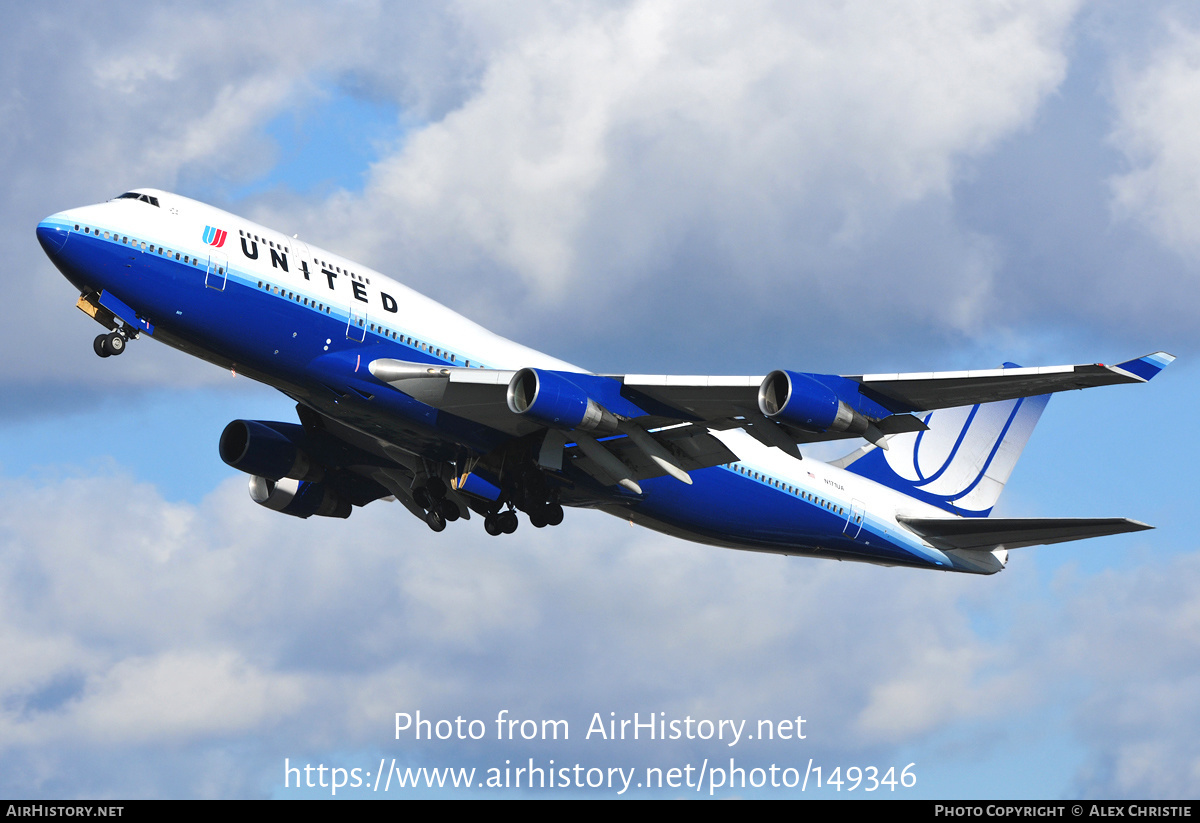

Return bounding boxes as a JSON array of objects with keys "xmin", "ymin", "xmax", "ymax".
[
  {"xmin": 878, "ymin": 395, "xmax": 1049, "ymax": 514},
  {"xmin": 842, "ymin": 353, "xmax": 1172, "ymax": 516},
  {"xmin": 202, "ymin": 226, "xmax": 227, "ymax": 248}
]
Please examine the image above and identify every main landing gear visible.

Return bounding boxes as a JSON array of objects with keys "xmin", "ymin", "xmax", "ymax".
[
  {"xmin": 483, "ymin": 510, "xmax": 519, "ymax": 536},
  {"xmin": 411, "ymin": 464, "xmax": 567, "ymax": 536},
  {"xmin": 482, "ymin": 500, "xmax": 562, "ymax": 536},
  {"xmin": 93, "ymin": 330, "xmax": 129, "ymax": 358},
  {"xmin": 414, "ymin": 477, "xmax": 463, "ymax": 533},
  {"xmin": 526, "ymin": 501, "xmax": 564, "ymax": 529}
]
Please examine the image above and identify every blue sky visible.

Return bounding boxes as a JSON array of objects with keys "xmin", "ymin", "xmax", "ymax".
[{"xmin": 3, "ymin": 0, "xmax": 1199, "ymax": 799}]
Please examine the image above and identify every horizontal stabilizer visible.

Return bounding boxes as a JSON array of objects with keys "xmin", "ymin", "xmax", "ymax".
[{"xmin": 898, "ymin": 516, "xmax": 1151, "ymax": 551}]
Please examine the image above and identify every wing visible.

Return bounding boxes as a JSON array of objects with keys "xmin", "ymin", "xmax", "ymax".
[
  {"xmin": 845, "ymin": 351, "xmax": 1175, "ymax": 411},
  {"xmin": 367, "ymin": 352, "xmax": 1174, "ymax": 492},
  {"xmin": 620, "ymin": 351, "xmax": 1175, "ymax": 419}
]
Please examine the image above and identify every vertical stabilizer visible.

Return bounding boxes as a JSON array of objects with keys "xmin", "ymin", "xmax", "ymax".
[{"xmin": 836, "ymin": 368, "xmax": 1050, "ymax": 516}]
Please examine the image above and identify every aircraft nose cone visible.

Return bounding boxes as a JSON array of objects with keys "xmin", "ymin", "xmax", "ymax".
[{"xmin": 36, "ymin": 217, "xmax": 70, "ymax": 256}]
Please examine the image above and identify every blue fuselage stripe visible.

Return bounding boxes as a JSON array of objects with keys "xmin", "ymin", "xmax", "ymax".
[{"xmin": 44, "ymin": 215, "xmax": 948, "ymax": 570}]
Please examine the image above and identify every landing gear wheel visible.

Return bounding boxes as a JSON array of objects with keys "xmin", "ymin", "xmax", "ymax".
[
  {"xmin": 425, "ymin": 509, "xmax": 446, "ymax": 532},
  {"xmin": 500, "ymin": 510, "xmax": 518, "ymax": 534},
  {"xmin": 413, "ymin": 487, "xmax": 433, "ymax": 510},
  {"xmin": 438, "ymin": 499, "xmax": 460, "ymax": 522},
  {"xmin": 484, "ymin": 514, "xmax": 503, "ymax": 536},
  {"xmin": 529, "ymin": 509, "xmax": 548, "ymax": 528},
  {"xmin": 93, "ymin": 334, "xmax": 111, "ymax": 358},
  {"xmin": 104, "ymin": 331, "xmax": 126, "ymax": 356},
  {"xmin": 545, "ymin": 502, "xmax": 564, "ymax": 526}
]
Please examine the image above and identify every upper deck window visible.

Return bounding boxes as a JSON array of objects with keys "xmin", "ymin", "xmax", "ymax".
[{"xmin": 114, "ymin": 192, "xmax": 160, "ymax": 207}]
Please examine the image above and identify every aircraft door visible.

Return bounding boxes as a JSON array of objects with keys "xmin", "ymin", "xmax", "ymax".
[
  {"xmin": 290, "ymin": 238, "xmax": 312, "ymax": 281},
  {"xmin": 346, "ymin": 307, "xmax": 367, "ymax": 342},
  {"xmin": 205, "ymin": 252, "xmax": 229, "ymax": 291},
  {"xmin": 843, "ymin": 499, "xmax": 866, "ymax": 539}
]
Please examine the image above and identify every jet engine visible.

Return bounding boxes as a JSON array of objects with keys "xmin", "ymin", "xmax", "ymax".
[
  {"xmin": 247, "ymin": 476, "xmax": 351, "ymax": 519},
  {"xmin": 221, "ymin": 417, "xmax": 391, "ymax": 519},
  {"xmin": 758, "ymin": 370, "xmax": 877, "ymax": 439},
  {"xmin": 507, "ymin": 368, "xmax": 618, "ymax": 432},
  {"xmin": 219, "ymin": 420, "xmax": 324, "ymax": 481}
]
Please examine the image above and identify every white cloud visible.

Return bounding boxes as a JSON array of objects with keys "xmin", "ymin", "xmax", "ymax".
[
  {"xmin": 43, "ymin": 652, "xmax": 308, "ymax": 745},
  {"xmin": 856, "ymin": 644, "xmax": 1028, "ymax": 742},
  {"xmin": 1050, "ymin": 559, "xmax": 1200, "ymax": 798},
  {"xmin": 0, "ymin": 466, "xmax": 1196, "ymax": 796},
  {"xmin": 1111, "ymin": 18, "xmax": 1200, "ymax": 258},
  {"xmin": 316, "ymin": 0, "xmax": 1080, "ymax": 337},
  {"xmin": 6, "ymin": 2, "xmax": 474, "ymax": 388},
  {"xmin": 5, "ymin": 3, "xmax": 1197, "ymax": 799},
  {"xmin": 26, "ymin": 0, "xmax": 1182, "ymax": 396}
]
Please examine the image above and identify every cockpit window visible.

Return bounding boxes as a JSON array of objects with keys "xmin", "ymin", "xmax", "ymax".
[{"xmin": 114, "ymin": 192, "xmax": 160, "ymax": 207}]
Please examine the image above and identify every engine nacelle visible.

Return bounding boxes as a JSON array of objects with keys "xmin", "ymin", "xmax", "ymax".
[
  {"xmin": 507, "ymin": 368, "xmax": 618, "ymax": 432},
  {"xmin": 758, "ymin": 370, "xmax": 868, "ymax": 435},
  {"xmin": 219, "ymin": 420, "xmax": 324, "ymax": 482},
  {"xmin": 248, "ymin": 476, "xmax": 351, "ymax": 519}
]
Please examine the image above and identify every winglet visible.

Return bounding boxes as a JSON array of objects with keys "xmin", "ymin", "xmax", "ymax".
[{"xmin": 1112, "ymin": 351, "xmax": 1176, "ymax": 382}]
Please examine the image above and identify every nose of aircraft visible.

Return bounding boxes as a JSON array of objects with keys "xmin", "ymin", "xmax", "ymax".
[{"xmin": 36, "ymin": 215, "xmax": 70, "ymax": 256}]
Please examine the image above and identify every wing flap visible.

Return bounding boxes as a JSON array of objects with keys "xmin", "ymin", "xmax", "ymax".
[
  {"xmin": 567, "ymin": 428, "xmax": 739, "ymax": 485},
  {"xmin": 617, "ymin": 375, "xmax": 761, "ymax": 421}
]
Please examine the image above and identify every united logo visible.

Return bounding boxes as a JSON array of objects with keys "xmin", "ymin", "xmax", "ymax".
[{"xmin": 202, "ymin": 225, "xmax": 227, "ymax": 248}]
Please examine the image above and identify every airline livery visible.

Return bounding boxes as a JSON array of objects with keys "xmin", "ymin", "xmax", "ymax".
[{"xmin": 36, "ymin": 189, "xmax": 1173, "ymax": 574}]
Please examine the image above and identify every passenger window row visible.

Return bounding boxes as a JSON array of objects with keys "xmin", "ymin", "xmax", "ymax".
[
  {"xmin": 78, "ymin": 217, "xmax": 485, "ymax": 371},
  {"xmin": 726, "ymin": 463, "xmax": 847, "ymax": 516},
  {"xmin": 76, "ymin": 223, "xmax": 208, "ymax": 267},
  {"xmin": 252, "ymin": 279, "xmax": 474, "ymax": 367}
]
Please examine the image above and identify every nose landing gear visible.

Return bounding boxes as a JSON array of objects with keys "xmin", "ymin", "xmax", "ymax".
[
  {"xmin": 93, "ymin": 330, "xmax": 129, "ymax": 358},
  {"xmin": 76, "ymin": 293, "xmax": 139, "ymax": 359}
]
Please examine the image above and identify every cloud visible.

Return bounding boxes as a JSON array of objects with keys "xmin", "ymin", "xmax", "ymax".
[
  {"xmin": 305, "ymin": 0, "xmax": 1082, "ymax": 354},
  {"xmin": 18, "ymin": 1, "xmax": 1200, "ymax": 393},
  {"xmin": 9, "ymin": 1, "xmax": 1095, "ymax": 394},
  {"xmin": 1051, "ymin": 558, "xmax": 1200, "ymax": 799},
  {"xmin": 5, "ymin": 2, "xmax": 479, "ymax": 388},
  {"xmin": 0, "ymin": 466, "xmax": 1196, "ymax": 796},
  {"xmin": 6, "ymin": 2, "xmax": 1197, "ymax": 798},
  {"xmin": 31, "ymin": 652, "xmax": 308, "ymax": 746},
  {"xmin": 1111, "ymin": 17, "xmax": 1200, "ymax": 258}
]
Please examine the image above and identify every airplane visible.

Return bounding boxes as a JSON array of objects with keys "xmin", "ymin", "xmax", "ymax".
[{"xmin": 36, "ymin": 188, "xmax": 1174, "ymax": 575}]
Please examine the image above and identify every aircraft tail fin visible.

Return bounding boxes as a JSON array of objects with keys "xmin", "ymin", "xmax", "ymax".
[{"xmin": 834, "ymin": 364, "xmax": 1050, "ymax": 516}]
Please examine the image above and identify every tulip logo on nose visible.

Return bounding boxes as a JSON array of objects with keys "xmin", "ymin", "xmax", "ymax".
[{"xmin": 202, "ymin": 225, "xmax": 227, "ymax": 247}]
